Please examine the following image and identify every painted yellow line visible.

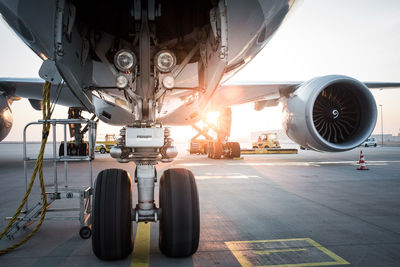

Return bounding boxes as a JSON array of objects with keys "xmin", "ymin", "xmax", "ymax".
[
  {"xmin": 225, "ymin": 241, "xmax": 252, "ymax": 267},
  {"xmin": 254, "ymin": 248, "xmax": 307, "ymax": 255},
  {"xmin": 305, "ymin": 238, "xmax": 350, "ymax": 266},
  {"xmin": 131, "ymin": 222, "xmax": 151, "ymax": 267},
  {"xmin": 225, "ymin": 238, "xmax": 350, "ymax": 267}
]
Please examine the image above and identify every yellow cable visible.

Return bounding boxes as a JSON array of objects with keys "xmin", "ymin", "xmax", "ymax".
[{"xmin": 0, "ymin": 81, "xmax": 52, "ymax": 255}]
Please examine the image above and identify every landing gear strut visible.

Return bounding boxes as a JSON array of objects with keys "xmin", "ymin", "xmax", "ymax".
[
  {"xmin": 91, "ymin": 6, "xmax": 200, "ymax": 260},
  {"xmin": 190, "ymin": 107, "xmax": 241, "ymax": 159},
  {"xmin": 59, "ymin": 108, "xmax": 97, "ymax": 157}
]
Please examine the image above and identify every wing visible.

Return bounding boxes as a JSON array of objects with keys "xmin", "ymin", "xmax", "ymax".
[
  {"xmin": 212, "ymin": 81, "xmax": 400, "ymax": 107},
  {"xmin": 0, "ymin": 78, "xmax": 86, "ymax": 109}
]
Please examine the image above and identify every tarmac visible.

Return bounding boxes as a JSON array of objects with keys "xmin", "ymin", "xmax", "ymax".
[{"xmin": 0, "ymin": 143, "xmax": 399, "ymax": 267}]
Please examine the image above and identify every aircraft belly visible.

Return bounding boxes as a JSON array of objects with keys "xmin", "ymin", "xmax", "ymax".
[
  {"xmin": 225, "ymin": 0, "xmax": 292, "ymax": 66},
  {"xmin": 0, "ymin": 0, "xmax": 57, "ymax": 59},
  {"xmin": 158, "ymin": 102, "xmax": 200, "ymax": 126}
]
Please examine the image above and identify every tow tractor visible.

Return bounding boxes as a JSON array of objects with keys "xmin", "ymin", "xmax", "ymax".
[
  {"xmin": 252, "ymin": 132, "xmax": 281, "ymax": 148},
  {"xmin": 189, "ymin": 108, "xmax": 241, "ymax": 159},
  {"xmin": 241, "ymin": 132, "xmax": 297, "ymax": 154},
  {"xmin": 95, "ymin": 134, "xmax": 118, "ymax": 154}
]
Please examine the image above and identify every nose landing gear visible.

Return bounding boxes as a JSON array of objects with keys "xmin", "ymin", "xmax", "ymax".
[
  {"xmin": 91, "ymin": 126, "xmax": 200, "ymax": 260},
  {"xmin": 90, "ymin": 4, "xmax": 200, "ymax": 260}
]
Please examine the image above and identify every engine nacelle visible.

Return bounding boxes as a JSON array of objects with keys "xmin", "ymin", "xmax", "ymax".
[
  {"xmin": 282, "ymin": 75, "xmax": 377, "ymax": 152},
  {"xmin": 0, "ymin": 95, "xmax": 13, "ymax": 142}
]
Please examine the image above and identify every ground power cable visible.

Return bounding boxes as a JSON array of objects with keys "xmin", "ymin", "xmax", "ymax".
[{"xmin": 0, "ymin": 81, "xmax": 52, "ymax": 255}]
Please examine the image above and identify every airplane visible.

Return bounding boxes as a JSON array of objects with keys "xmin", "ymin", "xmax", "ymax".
[{"xmin": 0, "ymin": 0, "xmax": 399, "ymax": 261}]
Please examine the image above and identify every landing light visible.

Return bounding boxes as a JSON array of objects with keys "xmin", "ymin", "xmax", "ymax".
[
  {"xmin": 114, "ymin": 49, "xmax": 136, "ymax": 71},
  {"xmin": 116, "ymin": 75, "xmax": 128, "ymax": 88},
  {"xmin": 154, "ymin": 50, "xmax": 176, "ymax": 72},
  {"xmin": 162, "ymin": 76, "xmax": 175, "ymax": 89}
]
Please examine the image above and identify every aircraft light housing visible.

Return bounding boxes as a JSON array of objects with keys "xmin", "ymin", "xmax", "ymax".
[
  {"xmin": 162, "ymin": 75, "xmax": 175, "ymax": 89},
  {"xmin": 116, "ymin": 74, "xmax": 129, "ymax": 88},
  {"xmin": 114, "ymin": 49, "xmax": 136, "ymax": 71},
  {"xmin": 154, "ymin": 50, "xmax": 176, "ymax": 72}
]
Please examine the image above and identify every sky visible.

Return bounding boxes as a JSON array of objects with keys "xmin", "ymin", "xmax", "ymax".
[{"xmin": 0, "ymin": 0, "xmax": 399, "ymax": 143}]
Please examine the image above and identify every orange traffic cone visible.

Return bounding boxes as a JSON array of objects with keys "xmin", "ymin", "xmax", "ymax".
[{"xmin": 357, "ymin": 150, "xmax": 369, "ymax": 170}]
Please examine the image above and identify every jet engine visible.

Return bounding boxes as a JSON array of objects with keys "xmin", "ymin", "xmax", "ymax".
[
  {"xmin": 282, "ymin": 75, "xmax": 377, "ymax": 152},
  {"xmin": 0, "ymin": 95, "xmax": 13, "ymax": 142}
]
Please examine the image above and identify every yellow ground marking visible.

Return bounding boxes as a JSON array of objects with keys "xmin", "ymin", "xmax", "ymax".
[
  {"xmin": 131, "ymin": 222, "xmax": 151, "ymax": 267},
  {"xmin": 254, "ymin": 248, "xmax": 307, "ymax": 255},
  {"xmin": 225, "ymin": 238, "xmax": 350, "ymax": 267},
  {"xmin": 304, "ymin": 238, "xmax": 349, "ymax": 266},
  {"xmin": 240, "ymin": 149, "xmax": 298, "ymax": 154}
]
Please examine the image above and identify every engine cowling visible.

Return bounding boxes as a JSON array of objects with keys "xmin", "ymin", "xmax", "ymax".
[
  {"xmin": 0, "ymin": 95, "xmax": 13, "ymax": 142},
  {"xmin": 282, "ymin": 75, "xmax": 377, "ymax": 152}
]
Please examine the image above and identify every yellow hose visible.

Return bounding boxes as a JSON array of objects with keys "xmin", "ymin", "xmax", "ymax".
[{"xmin": 0, "ymin": 81, "xmax": 52, "ymax": 255}]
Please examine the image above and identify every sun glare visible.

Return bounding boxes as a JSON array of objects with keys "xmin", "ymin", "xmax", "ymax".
[{"xmin": 206, "ymin": 111, "xmax": 220, "ymax": 126}]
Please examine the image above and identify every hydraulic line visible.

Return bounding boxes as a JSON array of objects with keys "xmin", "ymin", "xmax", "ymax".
[{"xmin": 0, "ymin": 81, "xmax": 52, "ymax": 255}]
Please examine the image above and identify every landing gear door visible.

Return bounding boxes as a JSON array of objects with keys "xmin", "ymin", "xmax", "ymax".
[{"xmin": 199, "ymin": 0, "xmax": 229, "ymax": 109}]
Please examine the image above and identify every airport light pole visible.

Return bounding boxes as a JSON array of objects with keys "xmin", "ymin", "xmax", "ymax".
[{"xmin": 379, "ymin": 104, "xmax": 383, "ymax": 146}]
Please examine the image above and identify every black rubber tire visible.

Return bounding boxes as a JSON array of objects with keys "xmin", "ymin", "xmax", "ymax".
[
  {"xmin": 231, "ymin": 142, "xmax": 241, "ymax": 158},
  {"xmin": 365, "ymin": 144, "xmax": 368, "ymax": 147},
  {"xmin": 100, "ymin": 148, "xmax": 106, "ymax": 154},
  {"xmin": 79, "ymin": 226, "xmax": 92, "ymax": 239},
  {"xmin": 213, "ymin": 142, "xmax": 222, "ymax": 159},
  {"xmin": 203, "ymin": 143, "xmax": 208, "ymax": 155},
  {"xmin": 92, "ymin": 169, "xmax": 133, "ymax": 260},
  {"xmin": 374, "ymin": 144, "xmax": 377, "ymax": 147},
  {"xmin": 79, "ymin": 143, "xmax": 89, "ymax": 156},
  {"xmin": 159, "ymin": 168, "xmax": 200, "ymax": 257},
  {"xmin": 59, "ymin": 143, "xmax": 65, "ymax": 157}
]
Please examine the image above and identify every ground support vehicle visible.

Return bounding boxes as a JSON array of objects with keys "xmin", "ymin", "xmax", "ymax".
[
  {"xmin": 252, "ymin": 132, "xmax": 281, "ymax": 148},
  {"xmin": 95, "ymin": 144, "xmax": 109, "ymax": 154},
  {"xmin": 95, "ymin": 134, "xmax": 118, "ymax": 153},
  {"xmin": 361, "ymin": 137, "xmax": 377, "ymax": 147}
]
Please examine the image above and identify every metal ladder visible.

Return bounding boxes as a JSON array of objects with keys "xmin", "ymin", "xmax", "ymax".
[{"xmin": 5, "ymin": 119, "xmax": 96, "ymax": 240}]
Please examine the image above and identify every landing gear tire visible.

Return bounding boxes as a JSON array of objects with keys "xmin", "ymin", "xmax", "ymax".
[
  {"xmin": 207, "ymin": 142, "xmax": 213, "ymax": 158},
  {"xmin": 159, "ymin": 168, "xmax": 200, "ymax": 257},
  {"xmin": 212, "ymin": 142, "xmax": 222, "ymax": 159},
  {"xmin": 229, "ymin": 142, "xmax": 240, "ymax": 158},
  {"xmin": 59, "ymin": 142, "xmax": 89, "ymax": 156},
  {"xmin": 59, "ymin": 143, "xmax": 65, "ymax": 157},
  {"xmin": 79, "ymin": 142, "xmax": 89, "ymax": 156},
  {"xmin": 92, "ymin": 169, "xmax": 133, "ymax": 260},
  {"xmin": 79, "ymin": 226, "xmax": 92, "ymax": 239},
  {"xmin": 203, "ymin": 143, "xmax": 209, "ymax": 155}
]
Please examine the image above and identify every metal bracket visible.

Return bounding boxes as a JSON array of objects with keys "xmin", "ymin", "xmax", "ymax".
[
  {"xmin": 39, "ymin": 60, "xmax": 63, "ymax": 84},
  {"xmin": 54, "ymin": 0, "xmax": 66, "ymax": 59}
]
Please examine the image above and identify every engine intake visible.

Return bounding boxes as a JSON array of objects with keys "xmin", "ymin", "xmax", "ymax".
[{"xmin": 283, "ymin": 75, "xmax": 377, "ymax": 152}]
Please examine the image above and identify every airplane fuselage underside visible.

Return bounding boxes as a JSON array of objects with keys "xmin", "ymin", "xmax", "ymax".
[{"xmin": 0, "ymin": 0, "xmax": 294, "ymax": 125}]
